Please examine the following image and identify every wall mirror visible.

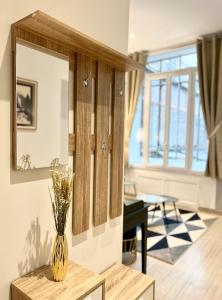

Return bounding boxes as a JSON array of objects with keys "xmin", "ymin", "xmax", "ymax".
[{"xmin": 14, "ymin": 40, "xmax": 69, "ymax": 170}]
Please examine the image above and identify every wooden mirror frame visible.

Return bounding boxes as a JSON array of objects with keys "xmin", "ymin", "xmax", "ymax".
[{"xmin": 12, "ymin": 38, "xmax": 70, "ymax": 170}]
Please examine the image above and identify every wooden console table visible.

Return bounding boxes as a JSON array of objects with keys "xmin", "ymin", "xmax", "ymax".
[
  {"xmin": 11, "ymin": 261, "xmax": 105, "ymax": 300},
  {"xmin": 102, "ymin": 263, "xmax": 155, "ymax": 299}
]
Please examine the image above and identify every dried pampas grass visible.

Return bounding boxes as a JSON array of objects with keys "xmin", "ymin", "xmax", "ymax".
[{"xmin": 49, "ymin": 159, "xmax": 74, "ymax": 236}]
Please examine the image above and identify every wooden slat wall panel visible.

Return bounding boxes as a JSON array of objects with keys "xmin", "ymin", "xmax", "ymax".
[
  {"xmin": 93, "ymin": 62, "xmax": 112, "ymax": 226},
  {"xmin": 72, "ymin": 53, "xmax": 92, "ymax": 235},
  {"xmin": 69, "ymin": 133, "xmax": 75, "ymax": 152},
  {"xmin": 110, "ymin": 71, "xmax": 125, "ymax": 218},
  {"xmin": 15, "ymin": 27, "xmax": 74, "ymax": 66}
]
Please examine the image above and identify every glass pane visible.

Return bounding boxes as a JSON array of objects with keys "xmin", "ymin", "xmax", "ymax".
[
  {"xmin": 192, "ymin": 74, "xmax": 208, "ymax": 172},
  {"xmin": 180, "ymin": 53, "xmax": 197, "ymax": 69},
  {"xmin": 129, "ymin": 84, "xmax": 144, "ymax": 165},
  {"xmin": 147, "ymin": 46, "xmax": 197, "ymax": 73},
  {"xmin": 168, "ymin": 75, "xmax": 189, "ymax": 168},
  {"xmin": 148, "ymin": 79, "xmax": 166, "ymax": 166},
  {"xmin": 161, "ymin": 57, "xmax": 180, "ymax": 72},
  {"xmin": 148, "ymin": 61, "xmax": 161, "ymax": 72}
]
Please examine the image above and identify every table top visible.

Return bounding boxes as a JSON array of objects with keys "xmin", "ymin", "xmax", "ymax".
[
  {"xmin": 137, "ymin": 194, "xmax": 167, "ymax": 204},
  {"xmin": 102, "ymin": 263, "xmax": 154, "ymax": 300},
  {"xmin": 11, "ymin": 261, "xmax": 104, "ymax": 300},
  {"xmin": 161, "ymin": 194, "xmax": 178, "ymax": 202},
  {"xmin": 124, "ymin": 198, "xmax": 149, "ymax": 215},
  {"xmin": 124, "ymin": 198, "xmax": 142, "ymax": 206}
]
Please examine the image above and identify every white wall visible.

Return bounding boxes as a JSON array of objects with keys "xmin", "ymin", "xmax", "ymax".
[
  {"xmin": 129, "ymin": 0, "xmax": 222, "ymax": 52},
  {"xmin": 0, "ymin": 1, "xmax": 129, "ymax": 299},
  {"xmin": 125, "ymin": 167, "xmax": 218, "ymax": 210}
]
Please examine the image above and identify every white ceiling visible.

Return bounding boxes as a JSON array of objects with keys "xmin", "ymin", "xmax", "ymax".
[{"xmin": 128, "ymin": 0, "xmax": 222, "ymax": 53}]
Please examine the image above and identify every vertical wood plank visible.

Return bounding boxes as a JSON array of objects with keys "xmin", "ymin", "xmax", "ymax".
[
  {"xmin": 69, "ymin": 133, "xmax": 75, "ymax": 152},
  {"xmin": 93, "ymin": 62, "xmax": 112, "ymax": 226},
  {"xmin": 110, "ymin": 70, "xmax": 125, "ymax": 218},
  {"xmin": 72, "ymin": 53, "xmax": 92, "ymax": 235}
]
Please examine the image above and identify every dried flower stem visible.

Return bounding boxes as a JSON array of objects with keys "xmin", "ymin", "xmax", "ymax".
[{"xmin": 49, "ymin": 161, "xmax": 73, "ymax": 236}]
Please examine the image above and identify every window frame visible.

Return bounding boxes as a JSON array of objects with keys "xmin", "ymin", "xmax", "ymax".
[{"xmin": 130, "ymin": 66, "xmax": 207, "ymax": 175}]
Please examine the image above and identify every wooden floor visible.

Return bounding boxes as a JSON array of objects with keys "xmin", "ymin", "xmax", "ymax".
[{"xmin": 131, "ymin": 215, "xmax": 222, "ymax": 300}]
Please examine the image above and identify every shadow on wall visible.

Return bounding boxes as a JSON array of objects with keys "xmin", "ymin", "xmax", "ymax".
[
  {"xmin": 10, "ymin": 168, "xmax": 50, "ymax": 184},
  {"xmin": 0, "ymin": 31, "xmax": 11, "ymax": 101},
  {"xmin": 18, "ymin": 217, "xmax": 52, "ymax": 276}
]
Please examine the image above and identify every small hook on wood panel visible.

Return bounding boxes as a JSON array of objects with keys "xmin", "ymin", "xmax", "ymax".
[
  {"xmin": 83, "ymin": 79, "xmax": 88, "ymax": 87},
  {"xmin": 101, "ymin": 142, "xmax": 107, "ymax": 152},
  {"xmin": 83, "ymin": 71, "xmax": 91, "ymax": 87}
]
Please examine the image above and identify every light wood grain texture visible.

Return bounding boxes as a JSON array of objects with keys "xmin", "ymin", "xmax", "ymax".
[
  {"xmin": 110, "ymin": 70, "xmax": 125, "ymax": 219},
  {"xmin": 108, "ymin": 135, "xmax": 112, "ymax": 151},
  {"xmin": 72, "ymin": 53, "xmax": 93, "ymax": 235},
  {"xmin": 132, "ymin": 211, "xmax": 222, "ymax": 300},
  {"xmin": 14, "ymin": 27, "xmax": 74, "ymax": 65},
  {"xmin": 12, "ymin": 10, "xmax": 143, "ymax": 72},
  {"xmin": 11, "ymin": 261, "xmax": 105, "ymax": 300},
  {"xmin": 11, "ymin": 26, "xmax": 17, "ymax": 169},
  {"xmin": 102, "ymin": 263, "xmax": 155, "ymax": 300},
  {"xmin": 91, "ymin": 134, "xmax": 96, "ymax": 151},
  {"xmin": 69, "ymin": 133, "xmax": 75, "ymax": 152},
  {"xmin": 93, "ymin": 62, "xmax": 112, "ymax": 226},
  {"xmin": 69, "ymin": 134, "xmax": 96, "ymax": 153}
]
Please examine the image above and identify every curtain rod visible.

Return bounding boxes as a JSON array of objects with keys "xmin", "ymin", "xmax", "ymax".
[{"xmin": 197, "ymin": 31, "xmax": 222, "ymax": 41}]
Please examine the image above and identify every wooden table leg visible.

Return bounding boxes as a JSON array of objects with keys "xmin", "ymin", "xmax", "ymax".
[{"xmin": 141, "ymin": 222, "xmax": 147, "ymax": 274}]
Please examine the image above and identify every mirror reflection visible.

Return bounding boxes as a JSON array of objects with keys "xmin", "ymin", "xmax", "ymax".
[{"xmin": 15, "ymin": 41, "xmax": 69, "ymax": 170}]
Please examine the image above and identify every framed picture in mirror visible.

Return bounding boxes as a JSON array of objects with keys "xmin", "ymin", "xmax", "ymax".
[{"xmin": 16, "ymin": 78, "xmax": 37, "ymax": 130}]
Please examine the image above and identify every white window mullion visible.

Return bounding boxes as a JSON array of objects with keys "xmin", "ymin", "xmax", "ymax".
[
  {"xmin": 186, "ymin": 69, "xmax": 196, "ymax": 171},
  {"xmin": 184, "ymin": 70, "xmax": 192, "ymax": 170},
  {"xmin": 163, "ymin": 74, "xmax": 171, "ymax": 168},
  {"xmin": 143, "ymin": 73, "xmax": 151, "ymax": 165}
]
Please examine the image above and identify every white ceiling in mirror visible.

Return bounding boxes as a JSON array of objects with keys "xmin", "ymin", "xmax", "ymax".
[
  {"xmin": 16, "ymin": 42, "xmax": 69, "ymax": 170},
  {"xmin": 129, "ymin": 0, "xmax": 222, "ymax": 52}
]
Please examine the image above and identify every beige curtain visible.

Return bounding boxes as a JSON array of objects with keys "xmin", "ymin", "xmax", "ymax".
[
  {"xmin": 124, "ymin": 51, "xmax": 147, "ymax": 166},
  {"xmin": 197, "ymin": 34, "xmax": 222, "ymax": 178}
]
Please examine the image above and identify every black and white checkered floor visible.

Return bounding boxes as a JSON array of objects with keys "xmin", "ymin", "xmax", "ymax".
[{"xmin": 137, "ymin": 205, "xmax": 217, "ymax": 264}]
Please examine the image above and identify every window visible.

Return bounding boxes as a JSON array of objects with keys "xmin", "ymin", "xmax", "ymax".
[
  {"xmin": 148, "ymin": 79, "xmax": 166, "ymax": 166},
  {"xmin": 129, "ymin": 46, "xmax": 208, "ymax": 173},
  {"xmin": 129, "ymin": 85, "xmax": 145, "ymax": 165},
  {"xmin": 148, "ymin": 46, "xmax": 197, "ymax": 72},
  {"xmin": 168, "ymin": 74, "xmax": 189, "ymax": 168}
]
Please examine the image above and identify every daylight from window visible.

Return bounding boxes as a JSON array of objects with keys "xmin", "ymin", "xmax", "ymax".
[{"xmin": 129, "ymin": 46, "xmax": 208, "ymax": 173}]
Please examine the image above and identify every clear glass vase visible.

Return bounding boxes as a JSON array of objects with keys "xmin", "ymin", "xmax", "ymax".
[{"xmin": 52, "ymin": 234, "xmax": 68, "ymax": 281}]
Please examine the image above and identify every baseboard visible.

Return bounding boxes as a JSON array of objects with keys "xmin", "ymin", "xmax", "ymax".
[
  {"xmin": 177, "ymin": 200, "xmax": 198, "ymax": 211},
  {"xmin": 198, "ymin": 206, "xmax": 222, "ymax": 216}
]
